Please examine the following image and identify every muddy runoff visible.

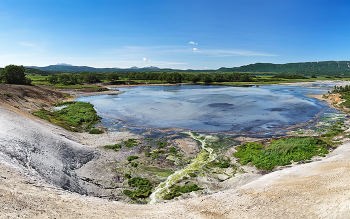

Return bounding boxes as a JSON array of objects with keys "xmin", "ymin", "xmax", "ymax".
[{"xmin": 150, "ymin": 132, "xmax": 217, "ymax": 203}]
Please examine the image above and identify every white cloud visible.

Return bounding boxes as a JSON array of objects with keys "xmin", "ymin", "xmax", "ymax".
[
  {"xmin": 143, "ymin": 57, "xmax": 152, "ymax": 62},
  {"xmin": 189, "ymin": 41, "xmax": 197, "ymax": 45},
  {"xmin": 193, "ymin": 48, "xmax": 199, "ymax": 53}
]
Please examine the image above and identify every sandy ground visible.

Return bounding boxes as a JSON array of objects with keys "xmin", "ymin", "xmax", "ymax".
[{"xmin": 1, "ymin": 82, "xmax": 350, "ymax": 218}]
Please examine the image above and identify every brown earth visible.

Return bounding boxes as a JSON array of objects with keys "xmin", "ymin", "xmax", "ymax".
[{"xmin": 0, "ymin": 84, "xmax": 65, "ymax": 111}]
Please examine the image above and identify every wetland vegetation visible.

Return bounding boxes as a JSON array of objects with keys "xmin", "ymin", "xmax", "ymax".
[
  {"xmin": 32, "ymin": 101, "xmax": 102, "ymax": 132},
  {"xmin": 234, "ymin": 137, "xmax": 331, "ymax": 171}
]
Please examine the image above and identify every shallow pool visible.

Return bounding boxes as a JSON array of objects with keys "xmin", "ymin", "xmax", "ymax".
[{"xmin": 77, "ymin": 85, "xmax": 340, "ymax": 134}]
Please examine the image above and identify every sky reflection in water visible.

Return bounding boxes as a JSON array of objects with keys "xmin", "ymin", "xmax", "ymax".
[{"xmin": 77, "ymin": 85, "xmax": 338, "ymax": 133}]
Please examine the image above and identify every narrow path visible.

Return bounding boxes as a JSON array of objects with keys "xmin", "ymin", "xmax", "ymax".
[{"xmin": 149, "ymin": 132, "xmax": 217, "ymax": 204}]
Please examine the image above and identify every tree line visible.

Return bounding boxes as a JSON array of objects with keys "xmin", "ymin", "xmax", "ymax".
[
  {"xmin": 331, "ymin": 85, "xmax": 350, "ymax": 93},
  {"xmin": 47, "ymin": 71, "xmax": 253, "ymax": 85},
  {"xmin": 0, "ymin": 65, "xmax": 32, "ymax": 85},
  {"xmin": 47, "ymin": 72, "xmax": 119, "ymax": 85},
  {"xmin": 126, "ymin": 72, "xmax": 253, "ymax": 83},
  {"xmin": 0, "ymin": 64, "xmax": 253, "ymax": 86}
]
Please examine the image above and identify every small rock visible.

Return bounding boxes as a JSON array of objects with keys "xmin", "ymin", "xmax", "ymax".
[{"xmin": 217, "ymin": 174, "xmax": 229, "ymax": 181}]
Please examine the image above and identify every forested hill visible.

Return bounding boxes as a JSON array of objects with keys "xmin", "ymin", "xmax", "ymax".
[
  {"xmin": 219, "ymin": 61, "xmax": 350, "ymax": 74},
  {"xmin": 24, "ymin": 61, "xmax": 350, "ymax": 74}
]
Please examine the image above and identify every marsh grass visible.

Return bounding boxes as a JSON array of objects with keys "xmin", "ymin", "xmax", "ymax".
[
  {"xmin": 234, "ymin": 137, "xmax": 330, "ymax": 171},
  {"xmin": 32, "ymin": 101, "xmax": 101, "ymax": 132}
]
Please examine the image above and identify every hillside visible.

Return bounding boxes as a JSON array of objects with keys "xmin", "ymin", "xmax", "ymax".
[
  {"xmin": 219, "ymin": 61, "xmax": 350, "ymax": 74},
  {"xmin": 25, "ymin": 65, "xmax": 185, "ymax": 73},
  {"xmin": 23, "ymin": 61, "xmax": 350, "ymax": 75}
]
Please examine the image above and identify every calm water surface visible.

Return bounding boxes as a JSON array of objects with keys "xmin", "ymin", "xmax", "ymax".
[{"xmin": 77, "ymin": 85, "xmax": 339, "ymax": 133}]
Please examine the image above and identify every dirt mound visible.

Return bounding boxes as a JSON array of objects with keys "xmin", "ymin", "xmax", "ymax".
[{"xmin": 0, "ymin": 84, "xmax": 65, "ymax": 111}]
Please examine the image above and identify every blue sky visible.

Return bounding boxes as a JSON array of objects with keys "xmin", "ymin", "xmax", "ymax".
[{"xmin": 1, "ymin": 0, "xmax": 350, "ymax": 69}]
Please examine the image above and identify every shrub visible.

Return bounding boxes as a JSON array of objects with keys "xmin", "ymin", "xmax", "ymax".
[
  {"xmin": 157, "ymin": 141, "xmax": 167, "ymax": 148},
  {"xmin": 163, "ymin": 184, "xmax": 202, "ymax": 200},
  {"xmin": 130, "ymin": 162, "xmax": 138, "ymax": 167},
  {"xmin": 145, "ymin": 153, "xmax": 151, "ymax": 157},
  {"xmin": 104, "ymin": 144, "xmax": 121, "ymax": 151},
  {"xmin": 89, "ymin": 129, "xmax": 104, "ymax": 134},
  {"xmin": 123, "ymin": 177, "xmax": 152, "ymax": 199},
  {"xmin": 124, "ymin": 139, "xmax": 138, "ymax": 147},
  {"xmin": 188, "ymin": 173, "xmax": 196, "ymax": 177},
  {"xmin": 4, "ymin": 92, "xmax": 12, "ymax": 98},
  {"xmin": 124, "ymin": 173, "xmax": 132, "ymax": 179},
  {"xmin": 127, "ymin": 156, "xmax": 139, "ymax": 162},
  {"xmin": 214, "ymin": 158, "xmax": 231, "ymax": 168},
  {"xmin": 169, "ymin": 147, "xmax": 176, "ymax": 154}
]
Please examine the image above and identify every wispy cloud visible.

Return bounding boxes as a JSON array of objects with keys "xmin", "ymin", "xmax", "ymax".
[
  {"xmin": 18, "ymin": 42, "xmax": 46, "ymax": 52},
  {"xmin": 193, "ymin": 48, "xmax": 199, "ymax": 53},
  {"xmin": 201, "ymin": 49, "xmax": 278, "ymax": 57},
  {"xmin": 188, "ymin": 41, "xmax": 197, "ymax": 45},
  {"xmin": 19, "ymin": 42, "xmax": 38, "ymax": 48}
]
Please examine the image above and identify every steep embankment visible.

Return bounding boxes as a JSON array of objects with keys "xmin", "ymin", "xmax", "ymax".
[{"xmin": 0, "ymin": 105, "xmax": 97, "ymax": 194}]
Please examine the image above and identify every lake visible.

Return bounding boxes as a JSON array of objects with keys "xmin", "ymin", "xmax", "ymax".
[{"xmin": 77, "ymin": 84, "xmax": 340, "ymax": 134}]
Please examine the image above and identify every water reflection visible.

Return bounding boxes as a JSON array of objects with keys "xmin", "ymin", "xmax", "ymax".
[{"xmin": 78, "ymin": 85, "xmax": 340, "ymax": 134}]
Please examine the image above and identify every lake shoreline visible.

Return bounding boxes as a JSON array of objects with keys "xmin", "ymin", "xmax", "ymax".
[
  {"xmin": 1, "ymin": 81, "xmax": 350, "ymax": 217},
  {"xmin": 78, "ymin": 83, "xmax": 343, "ymax": 137}
]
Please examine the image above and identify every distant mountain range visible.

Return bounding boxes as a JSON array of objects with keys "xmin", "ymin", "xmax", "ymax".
[
  {"xmin": 25, "ymin": 65, "xmax": 168, "ymax": 73},
  {"xmin": 24, "ymin": 61, "xmax": 350, "ymax": 74}
]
